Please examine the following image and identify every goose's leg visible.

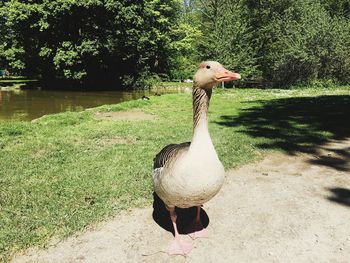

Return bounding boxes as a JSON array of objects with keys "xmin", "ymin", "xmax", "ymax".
[
  {"xmin": 168, "ymin": 207, "xmax": 193, "ymax": 255},
  {"xmin": 189, "ymin": 206, "xmax": 209, "ymax": 239}
]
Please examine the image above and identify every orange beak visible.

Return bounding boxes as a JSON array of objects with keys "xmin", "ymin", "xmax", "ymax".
[{"xmin": 215, "ymin": 69, "xmax": 241, "ymax": 82}]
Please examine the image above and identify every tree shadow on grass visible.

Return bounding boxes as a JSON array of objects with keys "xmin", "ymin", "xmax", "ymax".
[
  {"xmin": 327, "ymin": 188, "xmax": 350, "ymax": 207},
  {"xmin": 152, "ymin": 193, "xmax": 209, "ymax": 235},
  {"xmin": 216, "ymin": 95, "xmax": 350, "ymax": 171}
]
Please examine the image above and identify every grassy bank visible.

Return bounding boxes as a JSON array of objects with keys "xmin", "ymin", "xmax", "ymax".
[
  {"xmin": 1, "ymin": 86, "xmax": 350, "ymax": 261},
  {"xmin": 0, "ymin": 78, "xmax": 38, "ymax": 90},
  {"xmin": 151, "ymin": 81, "xmax": 192, "ymax": 89}
]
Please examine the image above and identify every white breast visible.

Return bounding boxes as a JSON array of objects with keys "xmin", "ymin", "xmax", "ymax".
[
  {"xmin": 153, "ymin": 144, "xmax": 225, "ymax": 208},
  {"xmin": 153, "ymin": 111, "xmax": 225, "ymax": 208}
]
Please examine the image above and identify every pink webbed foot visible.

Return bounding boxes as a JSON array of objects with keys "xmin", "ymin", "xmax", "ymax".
[
  {"xmin": 188, "ymin": 206, "xmax": 209, "ymax": 239},
  {"xmin": 168, "ymin": 237, "xmax": 193, "ymax": 256},
  {"xmin": 167, "ymin": 207, "xmax": 194, "ymax": 256},
  {"xmin": 189, "ymin": 227, "xmax": 209, "ymax": 239}
]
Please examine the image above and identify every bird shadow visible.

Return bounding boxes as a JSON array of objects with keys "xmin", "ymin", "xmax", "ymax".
[
  {"xmin": 327, "ymin": 187, "xmax": 350, "ymax": 207},
  {"xmin": 152, "ymin": 193, "xmax": 210, "ymax": 235}
]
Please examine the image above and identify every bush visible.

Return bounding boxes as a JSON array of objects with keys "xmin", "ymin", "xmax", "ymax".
[{"xmin": 245, "ymin": 0, "xmax": 350, "ymax": 87}]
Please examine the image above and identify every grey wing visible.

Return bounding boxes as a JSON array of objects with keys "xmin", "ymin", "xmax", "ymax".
[{"xmin": 153, "ymin": 142, "xmax": 191, "ymax": 169}]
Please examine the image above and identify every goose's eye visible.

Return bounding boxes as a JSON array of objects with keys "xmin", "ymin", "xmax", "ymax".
[{"xmin": 206, "ymin": 65, "xmax": 211, "ymax": 69}]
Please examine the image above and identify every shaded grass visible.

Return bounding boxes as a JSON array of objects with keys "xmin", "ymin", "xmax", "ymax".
[
  {"xmin": 1, "ymin": 86, "xmax": 350, "ymax": 261},
  {"xmin": 216, "ymin": 92, "xmax": 350, "ymax": 155}
]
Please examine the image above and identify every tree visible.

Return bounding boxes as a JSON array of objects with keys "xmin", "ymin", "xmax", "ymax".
[
  {"xmin": 243, "ymin": 0, "xmax": 350, "ymax": 86},
  {"xmin": 1, "ymin": 0, "xmax": 349, "ymax": 88},
  {"xmin": 0, "ymin": 0, "xmax": 181, "ymax": 89},
  {"xmin": 190, "ymin": 0, "xmax": 259, "ymax": 81},
  {"xmin": 322, "ymin": 0, "xmax": 350, "ymax": 17},
  {"xmin": 167, "ymin": 0, "xmax": 203, "ymax": 80}
]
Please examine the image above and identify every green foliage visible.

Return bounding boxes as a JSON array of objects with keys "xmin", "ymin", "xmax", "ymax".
[
  {"xmin": 167, "ymin": 2, "xmax": 203, "ymax": 80},
  {"xmin": 247, "ymin": 0, "xmax": 350, "ymax": 86},
  {"xmin": 0, "ymin": 0, "xmax": 349, "ymax": 87},
  {"xmin": 322, "ymin": 0, "xmax": 350, "ymax": 17},
  {"xmin": 193, "ymin": 0, "xmax": 350, "ymax": 87},
  {"xmin": 197, "ymin": 0, "xmax": 260, "ymax": 79},
  {"xmin": 0, "ymin": 0, "xmax": 181, "ymax": 88},
  {"xmin": 169, "ymin": 21, "xmax": 202, "ymax": 80}
]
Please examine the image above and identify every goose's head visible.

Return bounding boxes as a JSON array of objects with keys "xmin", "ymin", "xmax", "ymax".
[{"xmin": 194, "ymin": 61, "xmax": 241, "ymax": 89}]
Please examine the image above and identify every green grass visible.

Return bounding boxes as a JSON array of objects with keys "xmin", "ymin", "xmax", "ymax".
[
  {"xmin": 0, "ymin": 79, "xmax": 36, "ymax": 83},
  {"xmin": 0, "ymin": 78, "xmax": 38, "ymax": 90},
  {"xmin": 152, "ymin": 81, "xmax": 193, "ymax": 89},
  {"xmin": 1, "ymin": 86, "xmax": 350, "ymax": 261}
]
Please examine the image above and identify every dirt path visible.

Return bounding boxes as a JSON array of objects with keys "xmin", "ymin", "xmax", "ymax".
[{"xmin": 12, "ymin": 140, "xmax": 350, "ymax": 263}]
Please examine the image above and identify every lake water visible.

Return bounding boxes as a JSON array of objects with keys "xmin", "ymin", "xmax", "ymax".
[{"xmin": 0, "ymin": 88, "xmax": 185, "ymax": 121}]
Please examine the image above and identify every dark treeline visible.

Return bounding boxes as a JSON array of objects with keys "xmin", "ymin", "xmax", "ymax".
[{"xmin": 0, "ymin": 0, "xmax": 349, "ymax": 89}]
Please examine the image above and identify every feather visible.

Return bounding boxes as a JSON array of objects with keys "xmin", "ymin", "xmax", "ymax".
[{"xmin": 153, "ymin": 142, "xmax": 190, "ymax": 169}]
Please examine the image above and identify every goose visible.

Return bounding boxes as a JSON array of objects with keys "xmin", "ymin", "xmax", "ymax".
[{"xmin": 153, "ymin": 61, "xmax": 241, "ymax": 255}]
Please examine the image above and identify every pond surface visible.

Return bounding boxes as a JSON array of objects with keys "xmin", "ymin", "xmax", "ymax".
[{"xmin": 0, "ymin": 88, "xmax": 185, "ymax": 121}]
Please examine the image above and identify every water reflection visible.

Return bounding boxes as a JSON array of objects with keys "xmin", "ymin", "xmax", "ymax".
[{"xmin": 0, "ymin": 88, "xmax": 185, "ymax": 121}]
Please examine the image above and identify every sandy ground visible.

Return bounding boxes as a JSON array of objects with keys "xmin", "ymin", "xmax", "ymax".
[
  {"xmin": 94, "ymin": 109, "xmax": 156, "ymax": 121},
  {"xmin": 12, "ymin": 139, "xmax": 350, "ymax": 263}
]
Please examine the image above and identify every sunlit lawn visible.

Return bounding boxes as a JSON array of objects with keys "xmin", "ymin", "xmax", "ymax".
[
  {"xmin": 1, "ymin": 86, "xmax": 349, "ymax": 261},
  {"xmin": 0, "ymin": 78, "xmax": 38, "ymax": 90}
]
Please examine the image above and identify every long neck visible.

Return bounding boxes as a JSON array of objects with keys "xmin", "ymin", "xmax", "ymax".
[{"xmin": 190, "ymin": 84, "xmax": 213, "ymax": 149}]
